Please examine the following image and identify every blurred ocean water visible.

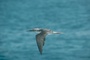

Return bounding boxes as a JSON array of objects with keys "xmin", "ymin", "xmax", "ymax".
[{"xmin": 0, "ymin": 0, "xmax": 90, "ymax": 60}]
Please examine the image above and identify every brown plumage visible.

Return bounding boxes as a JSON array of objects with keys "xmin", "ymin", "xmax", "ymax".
[{"xmin": 28, "ymin": 28, "xmax": 61, "ymax": 55}]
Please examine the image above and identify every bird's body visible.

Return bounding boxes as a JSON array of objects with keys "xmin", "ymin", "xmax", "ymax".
[{"xmin": 28, "ymin": 28, "xmax": 61, "ymax": 54}]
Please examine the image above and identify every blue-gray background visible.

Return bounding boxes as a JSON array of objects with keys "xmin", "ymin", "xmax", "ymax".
[{"xmin": 0, "ymin": 0, "xmax": 90, "ymax": 60}]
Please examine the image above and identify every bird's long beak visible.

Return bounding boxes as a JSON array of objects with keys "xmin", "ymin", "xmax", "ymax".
[
  {"xmin": 27, "ymin": 29, "xmax": 41, "ymax": 33},
  {"xmin": 27, "ymin": 30, "xmax": 34, "ymax": 32}
]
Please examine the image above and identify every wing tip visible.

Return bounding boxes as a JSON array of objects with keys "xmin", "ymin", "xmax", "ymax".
[
  {"xmin": 39, "ymin": 48, "xmax": 43, "ymax": 55},
  {"xmin": 40, "ymin": 52, "xmax": 42, "ymax": 55}
]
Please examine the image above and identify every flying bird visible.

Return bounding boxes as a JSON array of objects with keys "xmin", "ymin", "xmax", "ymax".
[{"xmin": 28, "ymin": 28, "xmax": 62, "ymax": 55}]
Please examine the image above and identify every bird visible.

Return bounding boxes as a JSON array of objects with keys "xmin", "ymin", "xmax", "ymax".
[{"xmin": 28, "ymin": 28, "xmax": 62, "ymax": 55}]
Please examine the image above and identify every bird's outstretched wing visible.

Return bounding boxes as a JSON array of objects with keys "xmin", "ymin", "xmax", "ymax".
[{"xmin": 36, "ymin": 33, "xmax": 46, "ymax": 54}]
